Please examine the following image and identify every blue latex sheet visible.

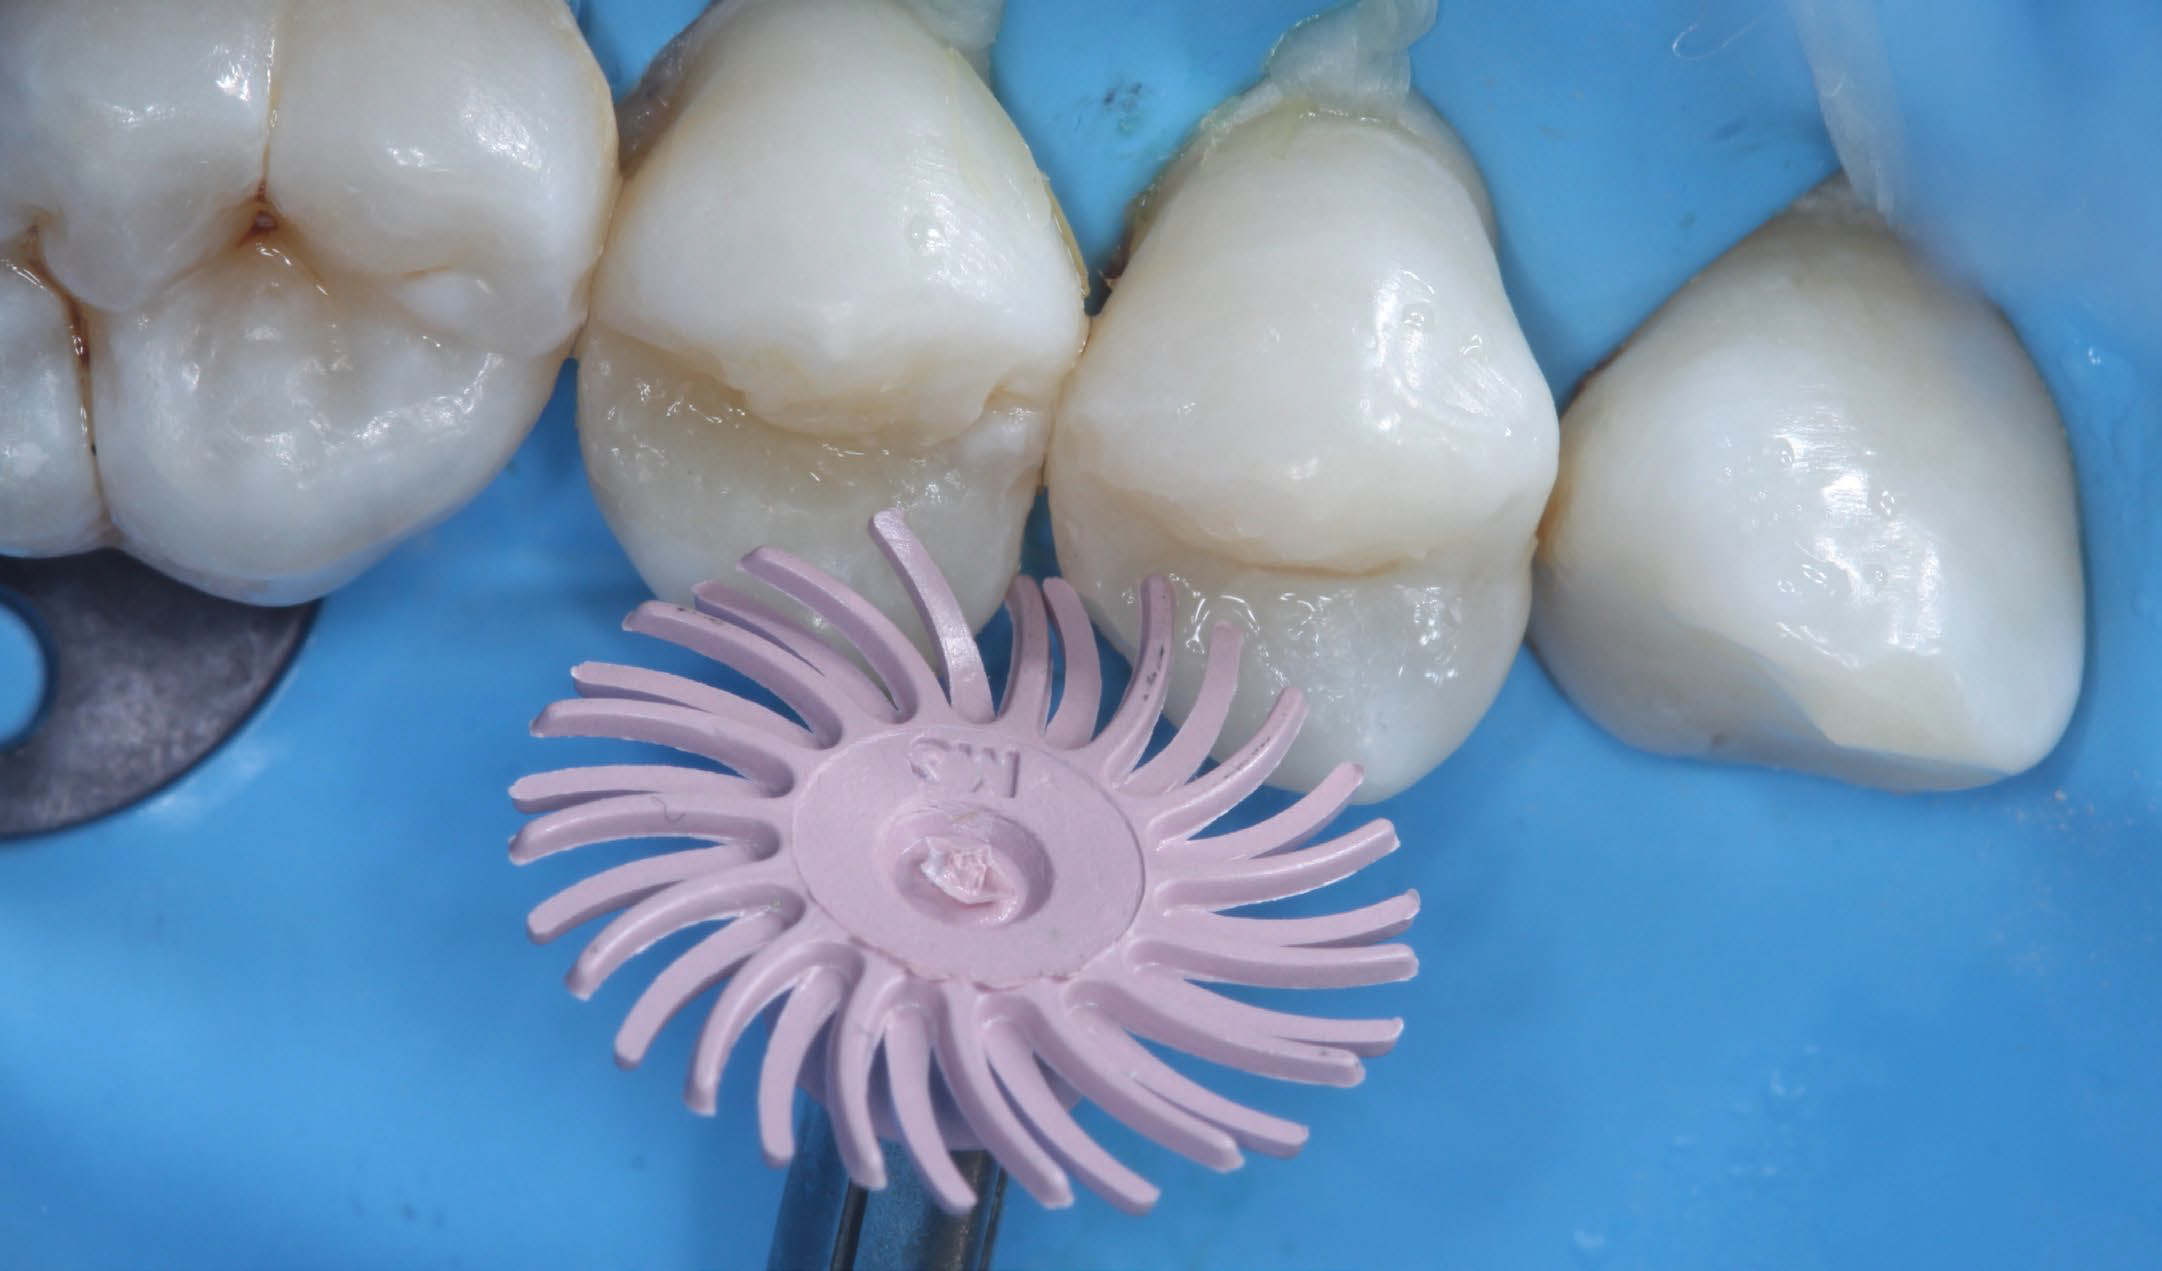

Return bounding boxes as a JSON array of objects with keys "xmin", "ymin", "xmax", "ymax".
[{"xmin": 3, "ymin": 2, "xmax": 2158, "ymax": 1266}]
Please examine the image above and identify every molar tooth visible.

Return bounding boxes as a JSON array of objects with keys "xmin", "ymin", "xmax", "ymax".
[
  {"xmin": 86, "ymin": 234, "xmax": 557, "ymax": 604},
  {"xmin": 0, "ymin": 0, "xmax": 617, "ymax": 602},
  {"xmin": 267, "ymin": 0, "xmax": 616, "ymax": 360},
  {"xmin": 0, "ymin": 0, "xmax": 276, "ymax": 314}
]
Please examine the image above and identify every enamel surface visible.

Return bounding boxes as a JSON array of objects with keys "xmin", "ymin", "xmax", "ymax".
[
  {"xmin": 0, "ymin": 244, "xmax": 100, "ymax": 555},
  {"xmin": 579, "ymin": 0, "xmax": 1085, "ymax": 626},
  {"xmin": 1530, "ymin": 182, "xmax": 2085, "ymax": 790},
  {"xmin": 0, "ymin": 0, "xmax": 616, "ymax": 602},
  {"xmin": 1048, "ymin": 0, "xmax": 1556, "ymax": 800}
]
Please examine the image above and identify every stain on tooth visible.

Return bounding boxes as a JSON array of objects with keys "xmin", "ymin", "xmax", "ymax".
[
  {"xmin": 1, "ymin": 0, "xmax": 617, "ymax": 600},
  {"xmin": 0, "ymin": 230, "xmax": 109, "ymax": 554},
  {"xmin": 577, "ymin": 0, "xmax": 1086, "ymax": 635}
]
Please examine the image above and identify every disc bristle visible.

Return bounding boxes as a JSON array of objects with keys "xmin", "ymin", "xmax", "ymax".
[
  {"xmin": 998, "ymin": 576, "xmax": 1054, "ymax": 732},
  {"xmin": 1125, "ymin": 621, "xmax": 1245, "ymax": 797},
  {"xmin": 1040, "ymin": 577, "xmax": 1101, "ymax": 748},
  {"xmin": 883, "ymin": 1010, "xmax": 978, "ymax": 1213},
  {"xmin": 508, "ymin": 508, "xmax": 1416, "ymax": 1216},
  {"xmin": 873, "ymin": 509, "xmax": 995, "ymax": 725},
  {"xmin": 1146, "ymin": 687, "xmax": 1309, "ymax": 839},
  {"xmin": 614, "ymin": 913, "xmax": 789, "ymax": 1064},
  {"xmin": 1086, "ymin": 575, "xmax": 1177, "ymax": 777},
  {"xmin": 739, "ymin": 548, "xmax": 943, "ymax": 721},
  {"xmin": 825, "ymin": 961, "xmax": 903, "ymax": 1191},
  {"xmin": 757, "ymin": 969, "xmax": 844, "ymax": 1159},
  {"xmin": 690, "ymin": 580, "xmax": 898, "ymax": 720}
]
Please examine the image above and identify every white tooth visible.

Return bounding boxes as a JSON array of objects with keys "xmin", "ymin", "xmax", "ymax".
[
  {"xmin": 86, "ymin": 234, "xmax": 559, "ymax": 603},
  {"xmin": 0, "ymin": 0, "xmax": 616, "ymax": 603},
  {"xmin": 1047, "ymin": 0, "xmax": 1556, "ymax": 800},
  {"xmin": 0, "ymin": 0, "xmax": 276, "ymax": 314},
  {"xmin": 578, "ymin": 0, "xmax": 1086, "ymax": 625},
  {"xmin": 1530, "ymin": 181, "xmax": 2084, "ymax": 790},
  {"xmin": 0, "ymin": 241, "xmax": 105, "ymax": 555},
  {"xmin": 268, "ymin": 0, "xmax": 614, "ymax": 361}
]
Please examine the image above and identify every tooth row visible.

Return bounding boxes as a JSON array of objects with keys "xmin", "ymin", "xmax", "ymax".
[
  {"xmin": 3, "ymin": 0, "xmax": 2085, "ymax": 793},
  {"xmin": 574, "ymin": 0, "xmax": 1562, "ymax": 801},
  {"xmin": 1044, "ymin": 3, "xmax": 2080, "ymax": 795},
  {"xmin": 573, "ymin": 0, "xmax": 2085, "ymax": 797}
]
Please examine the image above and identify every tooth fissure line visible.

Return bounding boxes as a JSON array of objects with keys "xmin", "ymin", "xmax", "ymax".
[
  {"xmin": 0, "ymin": 231, "xmax": 107, "ymax": 554},
  {"xmin": 0, "ymin": 0, "xmax": 617, "ymax": 600}
]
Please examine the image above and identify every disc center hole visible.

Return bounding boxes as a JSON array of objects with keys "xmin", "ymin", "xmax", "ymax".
[{"xmin": 887, "ymin": 803, "xmax": 1051, "ymax": 929}]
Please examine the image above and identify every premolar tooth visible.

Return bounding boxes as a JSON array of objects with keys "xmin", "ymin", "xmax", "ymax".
[
  {"xmin": 578, "ymin": 0, "xmax": 1086, "ymax": 625},
  {"xmin": 578, "ymin": 326, "xmax": 1049, "ymax": 636},
  {"xmin": 1529, "ymin": 180, "xmax": 2085, "ymax": 790},
  {"xmin": 1048, "ymin": 0, "xmax": 1556, "ymax": 800}
]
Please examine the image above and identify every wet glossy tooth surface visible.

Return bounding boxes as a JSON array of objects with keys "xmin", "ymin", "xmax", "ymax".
[
  {"xmin": 1530, "ymin": 182, "xmax": 2084, "ymax": 790},
  {"xmin": 0, "ymin": 0, "xmax": 616, "ymax": 602},
  {"xmin": 0, "ymin": 241, "xmax": 100, "ymax": 555},
  {"xmin": 577, "ymin": 0, "xmax": 1085, "ymax": 631},
  {"xmin": 1049, "ymin": 0, "xmax": 1556, "ymax": 800}
]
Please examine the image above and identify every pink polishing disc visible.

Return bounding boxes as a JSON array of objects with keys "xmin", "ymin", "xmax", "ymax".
[{"xmin": 510, "ymin": 510, "xmax": 1418, "ymax": 1216}]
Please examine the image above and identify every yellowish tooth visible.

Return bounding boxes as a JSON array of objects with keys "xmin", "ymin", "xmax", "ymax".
[
  {"xmin": 578, "ymin": 0, "xmax": 1085, "ymax": 625},
  {"xmin": 1048, "ymin": 0, "xmax": 1555, "ymax": 800}
]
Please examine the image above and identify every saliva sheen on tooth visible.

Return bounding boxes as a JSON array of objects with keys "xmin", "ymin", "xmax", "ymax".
[
  {"xmin": 0, "ymin": 0, "xmax": 2091, "ymax": 804},
  {"xmin": 0, "ymin": 0, "xmax": 618, "ymax": 604},
  {"xmin": 574, "ymin": 0, "xmax": 1088, "ymax": 646},
  {"xmin": 1049, "ymin": 0, "xmax": 1557, "ymax": 802},
  {"xmin": 1531, "ymin": 179, "xmax": 2086, "ymax": 792},
  {"xmin": 1047, "ymin": 0, "xmax": 2083, "ymax": 800}
]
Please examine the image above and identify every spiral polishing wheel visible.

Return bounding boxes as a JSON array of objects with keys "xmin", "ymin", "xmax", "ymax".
[{"xmin": 509, "ymin": 511, "xmax": 1419, "ymax": 1265}]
